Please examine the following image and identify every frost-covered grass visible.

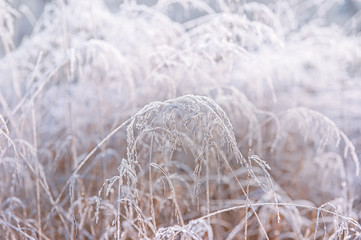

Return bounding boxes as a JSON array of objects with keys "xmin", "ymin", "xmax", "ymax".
[{"xmin": 1, "ymin": 0, "xmax": 361, "ymax": 239}]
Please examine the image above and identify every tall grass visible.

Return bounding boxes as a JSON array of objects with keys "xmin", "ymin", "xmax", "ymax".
[{"xmin": 0, "ymin": 0, "xmax": 361, "ymax": 239}]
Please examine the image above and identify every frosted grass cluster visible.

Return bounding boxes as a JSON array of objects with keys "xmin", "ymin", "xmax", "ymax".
[{"xmin": 0, "ymin": 0, "xmax": 361, "ymax": 239}]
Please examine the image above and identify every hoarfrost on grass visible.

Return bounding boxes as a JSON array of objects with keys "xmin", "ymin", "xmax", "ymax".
[{"xmin": 0, "ymin": 0, "xmax": 361, "ymax": 239}]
